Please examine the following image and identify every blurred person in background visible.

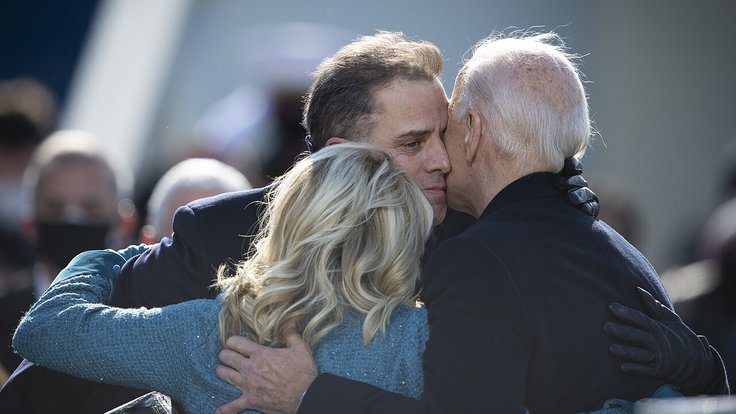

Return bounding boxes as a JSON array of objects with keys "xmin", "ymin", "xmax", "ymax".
[
  {"xmin": 659, "ymin": 138, "xmax": 736, "ymax": 391},
  {"xmin": 139, "ymin": 157, "xmax": 251, "ymax": 245},
  {"xmin": 662, "ymin": 195, "xmax": 736, "ymax": 391},
  {"xmin": 0, "ymin": 77, "xmax": 57, "ymax": 296},
  {"xmin": 0, "ymin": 130, "xmax": 137, "ymax": 385}
]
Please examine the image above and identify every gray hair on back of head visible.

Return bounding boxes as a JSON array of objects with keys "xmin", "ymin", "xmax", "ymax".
[{"xmin": 452, "ymin": 30, "xmax": 591, "ymax": 172}]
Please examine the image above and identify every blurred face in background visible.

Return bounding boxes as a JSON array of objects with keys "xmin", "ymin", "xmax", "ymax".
[
  {"xmin": 26, "ymin": 158, "xmax": 121, "ymax": 270},
  {"xmin": 35, "ymin": 158, "xmax": 118, "ymax": 224}
]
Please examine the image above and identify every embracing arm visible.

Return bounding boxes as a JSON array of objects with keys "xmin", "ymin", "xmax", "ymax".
[
  {"xmin": 111, "ymin": 205, "xmax": 223, "ymax": 308},
  {"xmin": 12, "ymin": 248, "xmax": 210, "ymax": 397},
  {"xmin": 304, "ymin": 239, "xmax": 528, "ymax": 413},
  {"xmin": 604, "ymin": 287, "xmax": 729, "ymax": 395},
  {"xmin": 111, "ymin": 189, "xmax": 266, "ymax": 309},
  {"xmin": 215, "ymin": 335, "xmax": 436, "ymax": 414},
  {"xmin": 216, "ymin": 237, "xmax": 528, "ymax": 414}
]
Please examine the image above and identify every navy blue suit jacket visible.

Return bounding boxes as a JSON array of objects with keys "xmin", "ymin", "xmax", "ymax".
[{"xmin": 111, "ymin": 186, "xmax": 270, "ymax": 308}]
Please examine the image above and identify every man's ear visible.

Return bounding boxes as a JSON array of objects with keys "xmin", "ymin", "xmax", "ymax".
[
  {"xmin": 465, "ymin": 110, "xmax": 483, "ymax": 165},
  {"xmin": 325, "ymin": 137, "xmax": 350, "ymax": 147}
]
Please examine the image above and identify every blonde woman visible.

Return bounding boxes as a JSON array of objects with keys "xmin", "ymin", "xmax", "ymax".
[{"xmin": 13, "ymin": 143, "xmax": 434, "ymax": 413}]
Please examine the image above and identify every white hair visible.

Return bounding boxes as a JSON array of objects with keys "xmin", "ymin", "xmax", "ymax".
[
  {"xmin": 452, "ymin": 31, "xmax": 590, "ymax": 172},
  {"xmin": 146, "ymin": 158, "xmax": 251, "ymax": 236}
]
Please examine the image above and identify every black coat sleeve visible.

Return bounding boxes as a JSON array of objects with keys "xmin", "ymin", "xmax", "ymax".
[
  {"xmin": 298, "ymin": 236, "xmax": 530, "ymax": 413},
  {"xmin": 110, "ymin": 189, "xmax": 266, "ymax": 308}
]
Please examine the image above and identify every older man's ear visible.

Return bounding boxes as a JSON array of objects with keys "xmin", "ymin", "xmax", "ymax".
[{"xmin": 464, "ymin": 110, "xmax": 483, "ymax": 166}]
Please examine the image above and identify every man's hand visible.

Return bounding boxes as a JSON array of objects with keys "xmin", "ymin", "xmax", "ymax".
[
  {"xmin": 215, "ymin": 323, "xmax": 318, "ymax": 414},
  {"xmin": 603, "ymin": 287, "xmax": 725, "ymax": 394}
]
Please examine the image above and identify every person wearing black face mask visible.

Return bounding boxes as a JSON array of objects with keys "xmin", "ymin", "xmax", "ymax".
[
  {"xmin": 0, "ymin": 130, "xmax": 138, "ymax": 384},
  {"xmin": 35, "ymin": 222, "xmax": 112, "ymax": 271}
]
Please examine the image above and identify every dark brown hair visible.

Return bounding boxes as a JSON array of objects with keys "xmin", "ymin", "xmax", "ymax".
[{"xmin": 303, "ymin": 31, "xmax": 443, "ymax": 149}]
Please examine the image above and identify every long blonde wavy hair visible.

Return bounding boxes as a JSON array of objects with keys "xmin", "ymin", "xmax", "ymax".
[{"xmin": 216, "ymin": 143, "xmax": 434, "ymax": 349}]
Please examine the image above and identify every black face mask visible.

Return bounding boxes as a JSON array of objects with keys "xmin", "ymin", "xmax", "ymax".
[{"xmin": 35, "ymin": 222, "xmax": 111, "ymax": 269}]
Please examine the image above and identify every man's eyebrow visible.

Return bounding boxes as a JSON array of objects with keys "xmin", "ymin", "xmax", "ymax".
[{"xmin": 394, "ymin": 129, "xmax": 431, "ymax": 140}]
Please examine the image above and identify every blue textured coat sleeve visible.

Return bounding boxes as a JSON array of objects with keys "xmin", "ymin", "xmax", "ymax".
[
  {"xmin": 48, "ymin": 250, "xmax": 126, "ymax": 293},
  {"xmin": 11, "ymin": 250, "xmax": 223, "ymax": 400}
]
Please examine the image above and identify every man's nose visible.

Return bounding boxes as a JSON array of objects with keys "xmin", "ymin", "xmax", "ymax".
[{"xmin": 428, "ymin": 135, "xmax": 451, "ymax": 174}]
